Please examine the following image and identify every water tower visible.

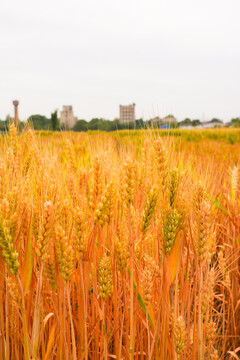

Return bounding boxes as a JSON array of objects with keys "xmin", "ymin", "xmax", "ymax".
[{"xmin": 13, "ymin": 100, "xmax": 19, "ymax": 126}]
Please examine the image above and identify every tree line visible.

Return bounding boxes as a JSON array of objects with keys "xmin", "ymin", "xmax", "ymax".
[{"xmin": 1, "ymin": 112, "xmax": 240, "ymax": 132}]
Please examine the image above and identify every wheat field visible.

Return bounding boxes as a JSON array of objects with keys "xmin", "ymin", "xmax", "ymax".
[{"xmin": 0, "ymin": 124, "xmax": 239, "ymax": 359}]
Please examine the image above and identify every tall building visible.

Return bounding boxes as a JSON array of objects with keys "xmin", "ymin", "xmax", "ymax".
[
  {"xmin": 119, "ymin": 103, "xmax": 135, "ymax": 123},
  {"xmin": 60, "ymin": 106, "xmax": 78, "ymax": 128}
]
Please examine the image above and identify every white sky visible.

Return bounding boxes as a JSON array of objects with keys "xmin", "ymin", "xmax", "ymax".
[{"xmin": 0, "ymin": 0, "xmax": 239, "ymax": 122}]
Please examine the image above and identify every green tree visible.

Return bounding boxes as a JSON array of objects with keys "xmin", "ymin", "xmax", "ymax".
[
  {"xmin": 51, "ymin": 110, "xmax": 59, "ymax": 131},
  {"xmin": 179, "ymin": 118, "xmax": 192, "ymax": 126},
  {"xmin": 5, "ymin": 114, "xmax": 11, "ymax": 122},
  {"xmin": 192, "ymin": 119, "xmax": 201, "ymax": 126},
  {"xmin": 72, "ymin": 120, "xmax": 88, "ymax": 132},
  {"xmin": 28, "ymin": 114, "xmax": 51, "ymax": 130},
  {"xmin": 210, "ymin": 118, "xmax": 223, "ymax": 124},
  {"xmin": 230, "ymin": 118, "xmax": 240, "ymax": 128}
]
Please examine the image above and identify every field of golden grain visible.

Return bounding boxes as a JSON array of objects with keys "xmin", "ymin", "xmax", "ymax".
[{"xmin": 0, "ymin": 125, "xmax": 239, "ymax": 359}]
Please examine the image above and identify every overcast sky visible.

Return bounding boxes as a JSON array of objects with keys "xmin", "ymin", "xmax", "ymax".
[{"xmin": 0, "ymin": 0, "xmax": 239, "ymax": 122}]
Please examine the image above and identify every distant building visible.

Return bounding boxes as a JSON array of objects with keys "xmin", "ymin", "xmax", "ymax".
[
  {"xmin": 162, "ymin": 115, "xmax": 177, "ymax": 125},
  {"xmin": 151, "ymin": 116, "xmax": 161, "ymax": 124},
  {"xmin": 151, "ymin": 115, "xmax": 177, "ymax": 126},
  {"xmin": 60, "ymin": 106, "xmax": 78, "ymax": 128},
  {"xmin": 119, "ymin": 104, "xmax": 135, "ymax": 123},
  {"xmin": 160, "ymin": 124, "xmax": 170, "ymax": 129},
  {"xmin": 179, "ymin": 124, "xmax": 194, "ymax": 129},
  {"xmin": 196, "ymin": 121, "xmax": 224, "ymax": 129}
]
